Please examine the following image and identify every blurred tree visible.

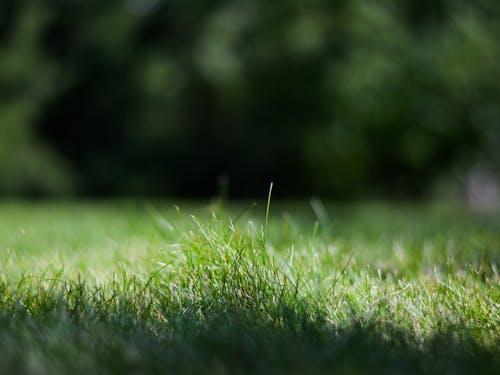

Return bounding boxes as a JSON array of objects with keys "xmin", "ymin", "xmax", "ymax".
[
  {"xmin": 0, "ymin": 0, "xmax": 498, "ymax": 197},
  {"xmin": 0, "ymin": 1, "xmax": 73, "ymax": 196}
]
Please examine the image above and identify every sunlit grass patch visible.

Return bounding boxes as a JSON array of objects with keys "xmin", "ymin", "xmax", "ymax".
[{"xmin": 0, "ymin": 200, "xmax": 499, "ymax": 374}]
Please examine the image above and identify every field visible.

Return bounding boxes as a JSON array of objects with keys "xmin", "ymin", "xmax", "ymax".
[{"xmin": 0, "ymin": 198, "xmax": 499, "ymax": 374}]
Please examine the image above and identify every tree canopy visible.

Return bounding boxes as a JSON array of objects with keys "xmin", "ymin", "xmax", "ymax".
[{"xmin": 1, "ymin": 0, "xmax": 499, "ymax": 197}]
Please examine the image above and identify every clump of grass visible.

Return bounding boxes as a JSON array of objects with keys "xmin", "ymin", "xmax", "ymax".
[{"xmin": 0, "ymin": 201, "xmax": 499, "ymax": 374}]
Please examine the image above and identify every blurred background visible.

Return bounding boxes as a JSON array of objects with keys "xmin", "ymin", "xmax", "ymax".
[{"xmin": 0, "ymin": 0, "xmax": 499, "ymax": 201}]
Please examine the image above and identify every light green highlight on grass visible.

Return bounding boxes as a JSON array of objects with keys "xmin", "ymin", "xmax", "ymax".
[{"xmin": 0, "ymin": 200, "xmax": 499, "ymax": 374}]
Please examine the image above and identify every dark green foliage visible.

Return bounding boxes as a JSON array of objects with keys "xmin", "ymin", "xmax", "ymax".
[{"xmin": 0, "ymin": 0, "xmax": 500, "ymax": 197}]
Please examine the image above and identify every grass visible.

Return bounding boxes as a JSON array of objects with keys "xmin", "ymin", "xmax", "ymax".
[{"xmin": 0, "ymin": 199, "xmax": 499, "ymax": 374}]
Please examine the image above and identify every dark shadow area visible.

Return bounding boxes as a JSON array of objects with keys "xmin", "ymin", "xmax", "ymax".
[{"xmin": 1, "ymin": 297, "xmax": 498, "ymax": 374}]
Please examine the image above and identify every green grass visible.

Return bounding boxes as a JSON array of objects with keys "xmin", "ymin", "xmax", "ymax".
[{"xmin": 0, "ymin": 199, "xmax": 499, "ymax": 374}]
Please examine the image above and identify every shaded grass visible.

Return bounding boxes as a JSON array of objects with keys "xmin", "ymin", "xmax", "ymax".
[{"xmin": 0, "ymin": 200, "xmax": 499, "ymax": 374}]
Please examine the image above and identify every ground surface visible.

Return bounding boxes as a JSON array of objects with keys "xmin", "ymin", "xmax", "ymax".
[{"xmin": 0, "ymin": 200, "xmax": 499, "ymax": 374}]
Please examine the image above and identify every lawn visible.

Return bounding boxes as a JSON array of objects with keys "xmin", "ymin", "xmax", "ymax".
[{"xmin": 0, "ymin": 198, "xmax": 499, "ymax": 374}]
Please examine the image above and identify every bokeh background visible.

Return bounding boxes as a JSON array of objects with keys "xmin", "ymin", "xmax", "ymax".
[{"xmin": 1, "ymin": 0, "xmax": 499, "ymax": 200}]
